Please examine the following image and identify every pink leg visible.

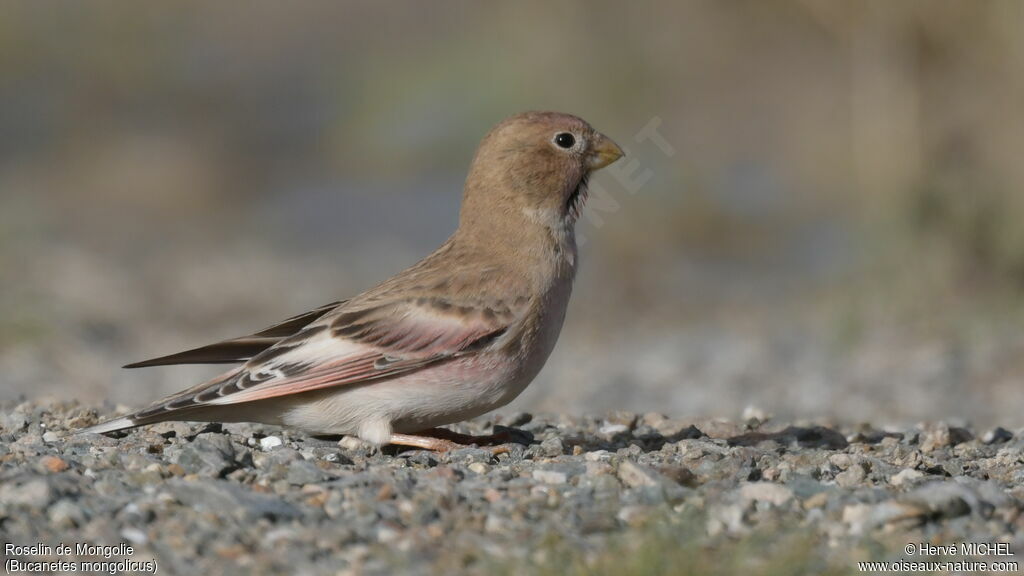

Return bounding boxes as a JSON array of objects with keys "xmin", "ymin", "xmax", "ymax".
[
  {"xmin": 416, "ymin": 427, "xmax": 517, "ymax": 446},
  {"xmin": 387, "ymin": 432, "xmax": 510, "ymax": 454}
]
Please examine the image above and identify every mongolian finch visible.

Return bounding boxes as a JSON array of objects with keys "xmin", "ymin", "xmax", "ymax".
[{"xmin": 83, "ymin": 111, "xmax": 623, "ymax": 452}]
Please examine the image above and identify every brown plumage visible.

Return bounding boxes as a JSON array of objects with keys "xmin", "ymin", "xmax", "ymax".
[{"xmin": 83, "ymin": 111, "xmax": 623, "ymax": 452}]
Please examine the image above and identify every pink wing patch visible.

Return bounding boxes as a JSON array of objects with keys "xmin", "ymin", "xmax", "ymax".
[{"xmin": 200, "ymin": 301, "xmax": 507, "ymax": 406}]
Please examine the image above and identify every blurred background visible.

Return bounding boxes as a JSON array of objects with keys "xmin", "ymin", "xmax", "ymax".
[{"xmin": 2, "ymin": 1, "xmax": 1023, "ymax": 427}]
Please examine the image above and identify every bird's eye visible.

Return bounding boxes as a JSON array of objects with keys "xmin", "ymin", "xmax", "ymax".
[{"xmin": 554, "ymin": 132, "xmax": 576, "ymax": 149}]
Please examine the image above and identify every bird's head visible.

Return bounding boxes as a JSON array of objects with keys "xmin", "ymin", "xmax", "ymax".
[{"xmin": 460, "ymin": 111, "xmax": 623, "ymax": 232}]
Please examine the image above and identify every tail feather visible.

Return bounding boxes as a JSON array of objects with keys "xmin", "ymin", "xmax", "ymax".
[{"xmin": 78, "ymin": 416, "xmax": 138, "ymax": 435}]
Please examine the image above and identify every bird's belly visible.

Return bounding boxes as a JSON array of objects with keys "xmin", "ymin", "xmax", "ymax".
[{"xmin": 279, "ymin": 353, "xmax": 527, "ymax": 438}]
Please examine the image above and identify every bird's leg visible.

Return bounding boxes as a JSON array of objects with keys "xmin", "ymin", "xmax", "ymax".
[
  {"xmin": 387, "ymin": 432, "xmax": 509, "ymax": 455},
  {"xmin": 416, "ymin": 427, "xmax": 516, "ymax": 446}
]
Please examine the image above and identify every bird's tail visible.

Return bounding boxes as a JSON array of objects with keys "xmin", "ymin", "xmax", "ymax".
[
  {"xmin": 77, "ymin": 366, "xmax": 247, "ymax": 435},
  {"xmin": 78, "ymin": 416, "xmax": 139, "ymax": 435}
]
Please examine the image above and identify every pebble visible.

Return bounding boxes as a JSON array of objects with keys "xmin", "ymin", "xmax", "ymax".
[
  {"xmin": 617, "ymin": 461, "xmax": 662, "ymax": 488},
  {"xmin": 532, "ymin": 470, "xmax": 568, "ymax": 485},
  {"xmin": 121, "ymin": 527, "xmax": 149, "ymax": 545},
  {"xmin": 0, "ymin": 478, "xmax": 52, "ymax": 508},
  {"xmin": 920, "ymin": 423, "xmax": 973, "ymax": 453},
  {"xmin": 740, "ymin": 482, "xmax": 794, "ymax": 507},
  {"xmin": 2, "ymin": 400, "xmax": 1021, "ymax": 575},
  {"xmin": 981, "ymin": 427, "xmax": 1013, "ymax": 445},
  {"xmin": 0, "ymin": 411, "xmax": 28, "ymax": 431},
  {"xmin": 337, "ymin": 436, "xmax": 364, "ymax": 451},
  {"xmin": 48, "ymin": 499, "xmax": 85, "ymax": 528},
  {"xmin": 889, "ymin": 468, "xmax": 924, "ymax": 487},
  {"xmin": 835, "ymin": 465, "xmax": 867, "ymax": 488},
  {"xmin": 599, "ymin": 423, "xmax": 630, "ymax": 436},
  {"xmin": 172, "ymin": 433, "xmax": 237, "ymax": 477},
  {"xmin": 260, "ymin": 436, "xmax": 284, "ymax": 451},
  {"xmin": 39, "ymin": 455, "xmax": 69, "ymax": 473},
  {"xmin": 537, "ymin": 436, "xmax": 564, "ymax": 457},
  {"xmin": 584, "ymin": 450, "xmax": 614, "ymax": 462}
]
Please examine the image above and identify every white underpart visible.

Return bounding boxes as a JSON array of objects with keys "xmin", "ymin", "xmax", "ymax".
[{"xmin": 279, "ymin": 352, "xmax": 514, "ymax": 443}]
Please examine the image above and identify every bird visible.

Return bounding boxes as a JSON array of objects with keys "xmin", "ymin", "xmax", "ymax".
[{"xmin": 81, "ymin": 111, "xmax": 623, "ymax": 452}]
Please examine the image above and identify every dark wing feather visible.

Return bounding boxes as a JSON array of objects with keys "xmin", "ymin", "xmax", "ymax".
[
  {"xmin": 123, "ymin": 300, "xmax": 344, "ymax": 368},
  {"xmin": 114, "ymin": 298, "xmax": 514, "ymax": 425}
]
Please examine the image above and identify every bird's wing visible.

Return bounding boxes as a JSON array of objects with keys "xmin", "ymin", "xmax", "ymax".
[
  {"xmin": 119, "ymin": 296, "xmax": 521, "ymax": 425},
  {"xmin": 123, "ymin": 301, "xmax": 345, "ymax": 368}
]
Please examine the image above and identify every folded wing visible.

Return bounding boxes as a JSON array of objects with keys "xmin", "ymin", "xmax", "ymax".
[
  {"xmin": 108, "ymin": 296, "xmax": 518, "ymax": 428},
  {"xmin": 123, "ymin": 301, "xmax": 344, "ymax": 368}
]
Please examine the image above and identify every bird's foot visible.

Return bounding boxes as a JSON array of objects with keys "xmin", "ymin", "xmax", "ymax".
[
  {"xmin": 417, "ymin": 427, "xmax": 522, "ymax": 446},
  {"xmin": 387, "ymin": 432, "xmax": 510, "ymax": 455}
]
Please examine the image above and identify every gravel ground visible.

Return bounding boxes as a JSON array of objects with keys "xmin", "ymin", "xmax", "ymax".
[{"xmin": 2, "ymin": 400, "xmax": 1023, "ymax": 575}]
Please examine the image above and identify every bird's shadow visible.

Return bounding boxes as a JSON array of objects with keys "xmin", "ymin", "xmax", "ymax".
[
  {"xmin": 307, "ymin": 425, "xmax": 537, "ymax": 456},
  {"xmin": 560, "ymin": 424, "xmax": 852, "ymax": 454},
  {"xmin": 305, "ymin": 423, "xmax": 860, "ymax": 458}
]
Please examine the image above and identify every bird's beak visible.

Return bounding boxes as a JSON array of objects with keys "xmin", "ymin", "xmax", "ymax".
[{"xmin": 588, "ymin": 134, "xmax": 624, "ymax": 170}]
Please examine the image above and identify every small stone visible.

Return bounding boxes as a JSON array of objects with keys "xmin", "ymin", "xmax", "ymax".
[
  {"xmin": 42, "ymin": 431, "xmax": 60, "ymax": 443},
  {"xmin": 617, "ymin": 461, "xmax": 661, "ymax": 488},
  {"xmin": 0, "ymin": 478, "xmax": 52, "ymax": 508},
  {"xmin": 533, "ymin": 469, "xmax": 568, "ymax": 485},
  {"xmin": 689, "ymin": 418, "xmax": 743, "ymax": 440},
  {"xmin": 376, "ymin": 526, "xmax": 401, "ymax": 544},
  {"xmin": 286, "ymin": 460, "xmax": 328, "ymax": 485},
  {"xmin": 484, "ymin": 514, "xmax": 505, "ymax": 533},
  {"xmin": 641, "ymin": 412, "xmax": 669, "ymax": 427},
  {"xmin": 468, "ymin": 462, "xmax": 489, "ymax": 475},
  {"xmin": 617, "ymin": 462, "xmax": 689, "ymax": 503},
  {"xmin": 605, "ymin": 411, "xmax": 638, "ymax": 428},
  {"xmin": 259, "ymin": 436, "xmax": 284, "ymax": 451},
  {"xmin": 828, "ymin": 454, "xmax": 854, "ymax": 470},
  {"xmin": 903, "ymin": 481, "xmax": 974, "ymax": 520},
  {"xmin": 835, "ymin": 465, "xmax": 867, "ymax": 488},
  {"xmin": 170, "ymin": 479, "xmax": 302, "ymax": 521},
  {"xmin": 617, "ymin": 505, "xmax": 651, "ymax": 526},
  {"xmin": 982, "ymin": 427, "xmax": 1013, "ymax": 445},
  {"xmin": 0, "ymin": 411, "xmax": 27, "ymax": 432},
  {"xmin": 599, "ymin": 423, "xmax": 630, "ymax": 436},
  {"xmin": 120, "ymin": 527, "xmax": 149, "ymax": 545},
  {"xmin": 149, "ymin": 421, "xmax": 195, "ymax": 439},
  {"xmin": 538, "ymin": 437, "xmax": 564, "ymax": 457},
  {"xmin": 40, "ymin": 455, "xmax": 69, "ymax": 473},
  {"xmin": 920, "ymin": 423, "xmax": 973, "ymax": 453},
  {"xmin": 742, "ymin": 405, "xmax": 770, "ymax": 422},
  {"xmin": 707, "ymin": 504, "xmax": 746, "ymax": 536},
  {"xmin": 657, "ymin": 465, "xmax": 697, "ymax": 487},
  {"xmin": 47, "ymin": 499, "xmax": 85, "ymax": 528},
  {"xmin": 841, "ymin": 503, "xmax": 873, "ymax": 535},
  {"xmin": 172, "ymin": 433, "xmax": 237, "ymax": 477},
  {"xmin": 890, "ymin": 468, "xmax": 924, "ymax": 487},
  {"xmin": 740, "ymin": 482, "xmax": 794, "ymax": 507},
  {"xmin": 337, "ymin": 436, "xmax": 365, "ymax": 451},
  {"xmin": 584, "ymin": 450, "xmax": 614, "ymax": 462},
  {"xmin": 450, "ymin": 444, "xmax": 493, "ymax": 461},
  {"xmin": 803, "ymin": 492, "xmax": 829, "ymax": 509}
]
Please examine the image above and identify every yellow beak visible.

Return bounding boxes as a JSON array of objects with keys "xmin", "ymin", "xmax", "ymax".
[{"xmin": 588, "ymin": 134, "xmax": 624, "ymax": 170}]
